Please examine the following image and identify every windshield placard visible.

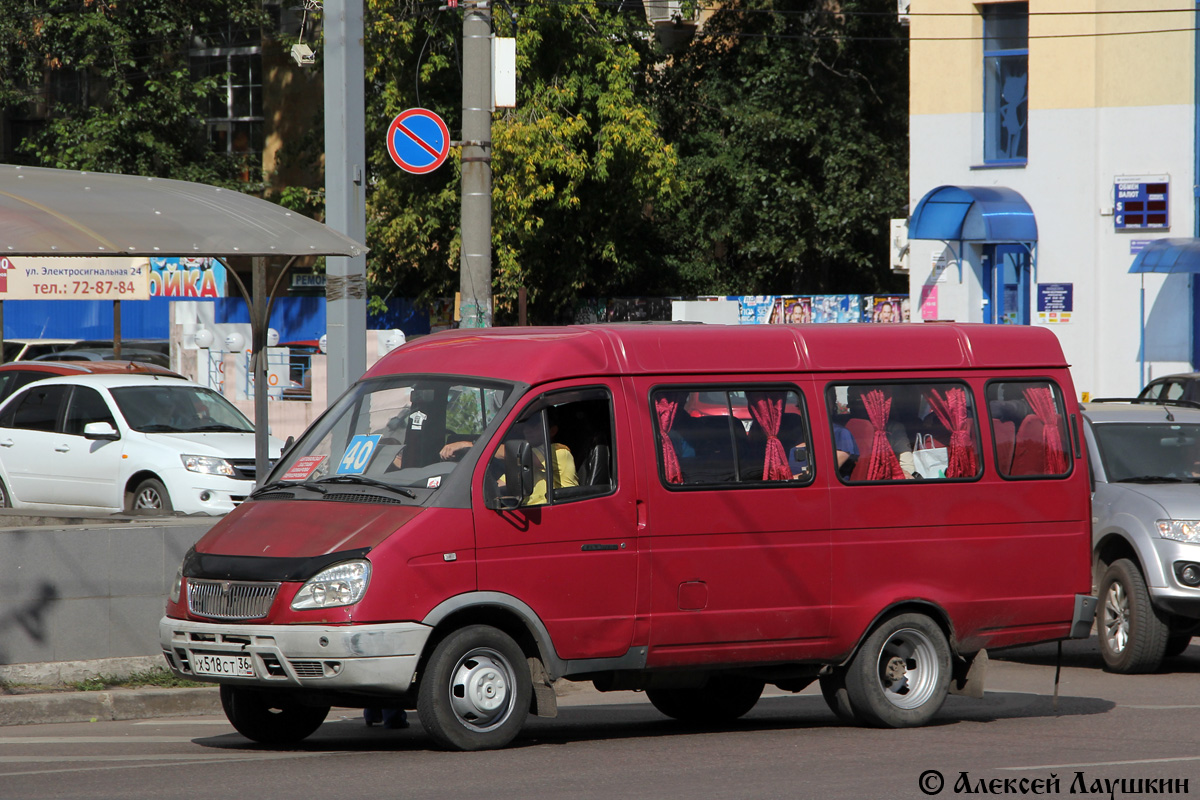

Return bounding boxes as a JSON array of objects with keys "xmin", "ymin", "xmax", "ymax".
[{"xmin": 338, "ymin": 435, "xmax": 381, "ymax": 475}]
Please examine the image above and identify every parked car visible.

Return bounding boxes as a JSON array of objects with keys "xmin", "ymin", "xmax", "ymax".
[
  {"xmin": 2, "ymin": 338, "xmax": 80, "ymax": 362},
  {"xmin": 35, "ymin": 347, "xmax": 172, "ymax": 369},
  {"xmin": 0, "ymin": 373, "xmax": 281, "ymax": 515},
  {"xmin": 1136, "ymin": 373, "xmax": 1200, "ymax": 405},
  {"xmin": 1082, "ymin": 398, "xmax": 1200, "ymax": 673},
  {"xmin": 0, "ymin": 360, "xmax": 182, "ymax": 407}
]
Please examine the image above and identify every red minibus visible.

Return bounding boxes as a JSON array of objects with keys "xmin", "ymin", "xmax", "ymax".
[{"xmin": 160, "ymin": 323, "xmax": 1096, "ymax": 750}]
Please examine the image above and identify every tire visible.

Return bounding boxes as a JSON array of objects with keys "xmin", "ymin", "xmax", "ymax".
[
  {"xmin": 844, "ymin": 613, "xmax": 951, "ymax": 728},
  {"xmin": 1165, "ymin": 634, "xmax": 1192, "ymax": 658},
  {"xmin": 416, "ymin": 625, "xmax": 532, "ymax": 751},
  {"xmin": 0, "ymin": 477, "xmax": 10, "ymax": 508},
  {"xmin": 818, "ymin": 670, "xmax": 858, "ymax": 723},
  {"xmin": 219, "ymin": 685, "xmax": 329, "ymax": 745},
  {"xmin": 1097, "ymin": 558, "xmax": 1169, "ymax": 674},
  {"xmin": 128, "ymin": 477, "xmax": 173, "ymax": 514},
  {"xmin": 646, "ymin": 676, "xmax": 765, "ymax": 724}
]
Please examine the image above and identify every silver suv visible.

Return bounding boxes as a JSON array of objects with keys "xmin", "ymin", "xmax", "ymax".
[{"xmin": 1082, "ymin": 400, "xmax": 1200, "ymax": 672}]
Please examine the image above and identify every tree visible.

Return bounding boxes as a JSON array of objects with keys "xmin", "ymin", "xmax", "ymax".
[
  {"xmin": 363, "ymin": 0, "xmax": 682, "ymax": 323},
  {"xmin": 0, "ymin": 0, "xmax": 263, "ymax": 185},
  {"xmin": 655, "ymin": 0, "xmax": 909, "ymax": 296}
]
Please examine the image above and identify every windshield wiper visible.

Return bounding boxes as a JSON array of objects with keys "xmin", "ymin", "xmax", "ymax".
[
  {"xmin": 189, "ymin": 424, "xmax": 251, "ymax": 433},
  {"xmin": 1116, "ymin": 475, "xmax": 1184, "ymax": 483},
  {"xmin": 314, "ymin": 474, "xmax": 418, "ymax": 498},
  {"xmin": 249, "ymin": 480, "xmax": 328, "ymax": 498}
]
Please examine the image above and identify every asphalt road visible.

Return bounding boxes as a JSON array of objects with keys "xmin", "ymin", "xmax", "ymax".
[{"xmin": 2, "ymin": 638, "xmax": 1198, "ymax": 800}]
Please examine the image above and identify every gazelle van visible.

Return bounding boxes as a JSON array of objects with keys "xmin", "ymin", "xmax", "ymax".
[{"xmin": 160, "ymin": 323, "xmax": 1096, "ymax": 750}]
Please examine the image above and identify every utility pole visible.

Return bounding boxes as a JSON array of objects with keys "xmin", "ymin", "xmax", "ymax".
[
  {"xmin": 324, "ymin": 0, "xmax": 368, "ymax": 398},
  {"xmin": 459, "ymin": 1, "xmax": 492, "ymax": 328}
]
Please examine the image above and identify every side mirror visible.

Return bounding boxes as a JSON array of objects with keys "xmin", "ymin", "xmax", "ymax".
[
  {"xmin": 83, "ymin": 421, "xmax": 119, "ymax": 441},
  {"xmin": 282, "ymin": 435, "xmax": 295, "ymax": 455}
]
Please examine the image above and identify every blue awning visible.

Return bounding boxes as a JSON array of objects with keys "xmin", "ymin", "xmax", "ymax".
[
  {"xmin": 908, "ymin": 185, "xmax": 1038, "ymax": 243},
  {"xmin": 1128, "ymin": 238, "xmax": 1200, "ymax": 274}
]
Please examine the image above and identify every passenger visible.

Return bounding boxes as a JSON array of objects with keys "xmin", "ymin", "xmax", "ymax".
[{"xmin": 833, "ymin": 421, "xmax": 859, "ymax": 478}]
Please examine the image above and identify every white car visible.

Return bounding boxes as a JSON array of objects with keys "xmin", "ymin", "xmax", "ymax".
[{"xmin": 0, "ymin": 374, "xmax": 281, "ymax": 515}]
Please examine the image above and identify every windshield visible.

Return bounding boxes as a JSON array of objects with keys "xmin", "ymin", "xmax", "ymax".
[
  {"xmin": 110, "ymin": 385, "xmax": 255, "ymax": 433},
  {"xmin": 270, "ymin": 376, "xmax": 512, "ymax": 491},
  {"xmin": 1092, "ymin": 422, "xmax": 1200, "ymax": 482}
]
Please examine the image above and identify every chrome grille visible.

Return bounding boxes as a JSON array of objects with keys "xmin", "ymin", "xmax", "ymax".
[{"xmin": 187, "ymin": 579, "xmax": 280, "ymax": 620}]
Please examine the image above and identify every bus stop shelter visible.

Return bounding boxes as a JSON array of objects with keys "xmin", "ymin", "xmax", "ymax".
[{"xmin": 0, "ymin": 164, "xmax": 368, "ymax": 480}]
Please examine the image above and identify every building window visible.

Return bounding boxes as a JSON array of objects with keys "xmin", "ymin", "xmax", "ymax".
[
  {"xmin": 189, "ymin": 18, "xmax": 264, "ymax": 168},
  {"xmin": 982, "ymin": 3, "xmax": 1028, "ymax": 164}
]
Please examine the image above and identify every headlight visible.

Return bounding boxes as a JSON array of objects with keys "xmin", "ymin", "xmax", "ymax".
[
  {"xmin": 170, "ymin": 568, "xmax": 183, "ymax": 604},
  {"xmin": 1157, "ymin": 520, "xmax": 1200, "ymax": 543},
  {"xmin": 181, "ymin": 454, "xmax": 236, "ymax": 477},
  {"xmin": 291, "ymin": 560, "xmax": 372, "ymax": 610}
]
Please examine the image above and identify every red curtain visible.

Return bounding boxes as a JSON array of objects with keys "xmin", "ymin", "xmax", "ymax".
[
  {"xmin": 655, "ymin": 393, "xmax": 684, "ymax": 484},
  {"xmin": 1023, "ymin": 387, "xmax": 1068, "ymax": 474},
  {"xmin": 747, "ymin": 391, "xmax": 791, "ymax": 480},
  {"xmin": 863, "ymin": 390, "xmax": 905, "ymax": 480},
  {"xmin": 927, "ymin": 388, "xmax": 978, "ymax": 478}
]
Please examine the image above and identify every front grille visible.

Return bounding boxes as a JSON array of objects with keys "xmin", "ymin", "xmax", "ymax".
[
  {"xmin": 187, "ymin": 579, "xmax": 280, "ymax": 620},
  {"xmin": 229, "ymin": 458, "xmax": 276, "ymax": 482}
]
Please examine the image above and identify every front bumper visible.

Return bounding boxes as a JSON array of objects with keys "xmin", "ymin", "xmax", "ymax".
[{"xmin": 159, "ymin": 616, "xmax": 432, "ymax": 694}]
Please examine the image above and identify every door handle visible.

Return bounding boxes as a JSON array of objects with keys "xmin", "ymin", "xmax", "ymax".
[
  {"xmin": 581, "ymin": 543, "xmax": 621, "ymax": 552},
  {"xmin": 55, "ymin": 444, "xmax": 70, "ymax": 452},
  {"xmin": 0, "ymin": 439, "xmax": 13, "ymax": 448}
]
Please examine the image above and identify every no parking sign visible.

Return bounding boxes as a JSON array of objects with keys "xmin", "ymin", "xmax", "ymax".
[{"xmin": 386, "ymin": 108, "xmax": 450, "ymax": 174}]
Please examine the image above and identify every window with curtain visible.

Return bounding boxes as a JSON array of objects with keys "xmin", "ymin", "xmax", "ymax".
[
  {"xmin": 987, "ymin": 380, "xmax": 1071, "ymax": 478},
  {"xmin": 983, "ymin": 2, "xmax": 1028, "ymax": 164},
  {"xmin": 651, "ymin": 386, "xmax": 812, "ymax": 488},
  {"xmin": 826, "ymin": 382, "xmax": 983, "ymax": 483}
]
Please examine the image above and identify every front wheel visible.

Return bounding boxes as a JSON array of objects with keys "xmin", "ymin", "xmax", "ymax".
[
  {"xmin": 219, "ymin": 685, "xmax": 329, "ymax": 745},
  {"xmin": 128, "ymin": 477, "xmax": 173, "ymax": 514},
  {"xmin": 1098, "ymin": 559, "xmax": 1169, "ymax": 673},
  {"xmin": 844, "ymin": 613, "xmax": 951, "ymax": 728},
  {"xmin": 416, "ymin": 625, "xmax": 532, "ymax": 751},
  {"xmin": 646, "ymin": 676, "xmax": 764, "ymax": 724}
]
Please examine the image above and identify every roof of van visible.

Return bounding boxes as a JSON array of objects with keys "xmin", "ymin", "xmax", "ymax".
[{"xmin": 364, "ymin": 323, "xmax": 1069, "ymax": 385}]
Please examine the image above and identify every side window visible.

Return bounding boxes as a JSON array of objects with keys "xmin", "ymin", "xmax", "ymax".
[
  {"xmin": 826, "ymin": 382, "xmax": 983, "ymax": 483},
  {"xmin": 652, "ymin": 386, "xmax": 811, "ymax": 487},
  {"xmin": 987, "ymin": 380, "xmax": 1072, "ymax": 478},
  {"xmin": 489, "ymin": 388, "xmax": 615, "ymax": 507},
  {"xmin": 1163, "ymin": 381, "xmax": 1186, "ymax": 401},
  {"xmin": 6, "ymin": 385, "xmax": 69, "ymax": 433},
  {"xmin": 64, "ymin": 386, "xmax": 116, "ymax": 436}
]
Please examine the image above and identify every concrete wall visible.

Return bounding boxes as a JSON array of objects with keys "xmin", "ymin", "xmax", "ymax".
[{"xmin": 0, "ymin": 517, "xmax": 219, "ymax": 671}]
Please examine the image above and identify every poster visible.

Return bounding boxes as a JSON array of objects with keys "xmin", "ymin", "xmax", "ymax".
[
  {"xmin": 149, "ymin": 257, "xmax": 226, "ymax": 298},
  {"xmin": 868, "ymin": 295, "xmax": 909, "ymax": 323},
  {"xmin": 919, "ymin": 284, "xmax": 938, "ymax": 321},
  {"xmin": 1037, "ymin": 283, "xmax": 1073, "ymax": 324},
  {"xmin": 739, "ymin": 296, "xmax": 779, "ymax": 325},
  {"xmin": 781, "ymin": 296, "xmax": 812, "ymax": 324},
  {"xmin": 0, "ymin": 256, "xmax": 150, "ymax": 300},
  {"xmin": 811, "ymin": 295, "xmax": 862, "ymax": 323}
]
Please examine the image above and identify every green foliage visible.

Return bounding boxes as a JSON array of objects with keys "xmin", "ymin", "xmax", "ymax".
[
  {"xmin": 656, "ymin": 0, "xmax": 910, "ymax": 295},
  {"xmin": 64, "ymin": 668, "xmax": 206, "ymax": 692},
  {"xmin": 0, "ymin": 0, "xmax": 263, "ymax": 185},
  {"xmin": 364, "ymin": 0, "xmax": 682, "ymax": 323}
]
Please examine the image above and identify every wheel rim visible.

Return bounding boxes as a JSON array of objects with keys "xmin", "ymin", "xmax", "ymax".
[
  {"xmin": 874, "ymin": 627, "xmax": 940, "ymax": 709},
  {"xmin": 446, "ymin": 647, "xmax": 516, "ymax": 732},
  {"xmin": 134, "ymin": 487, "xmax": 162, "ymax": 509},
  {"xmin": 1104, "ymin": 580, "xmax": 1130, "ymax": 655}
]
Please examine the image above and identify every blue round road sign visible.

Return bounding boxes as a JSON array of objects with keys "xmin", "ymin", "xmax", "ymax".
[{"xmin": 387, "ymin": 108, "xmax": 450, "ymax": 174}]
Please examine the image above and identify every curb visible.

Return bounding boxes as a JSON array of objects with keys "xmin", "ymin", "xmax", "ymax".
[{"xmin": 0, "ymin": 688, "xmax": 221, "ymax": 727}]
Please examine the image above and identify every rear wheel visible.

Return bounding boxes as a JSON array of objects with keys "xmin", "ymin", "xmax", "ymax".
[
  {"xmin": 416, "ymin": 625, "xmax": 531, "ymax": 751},
  {"xmin": 0, "ymin": 477, "xmax": 10, "ymax": 508},
  {"xmin": 844, "ymin": 613, "xmax": 951, "ymax": 728},
  {"xmin": 219, "ymin": 685, "xmax": 329, "ymax": 745},
  {"xmin": 646, "ymin": 676, "xmax": 765, "ymax": 724},
  {"xmin": 1097, "ymin": 558, "xmax": 1169, "ymax": 673},
  {"xmin": 128, "ymin": 477, "xmax": 172, "ymax": 514}
]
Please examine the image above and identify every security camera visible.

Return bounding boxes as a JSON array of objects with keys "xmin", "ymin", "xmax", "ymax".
[{"xmin": 291, "ymin": 43, "xmax": 315, "ymax": 67}]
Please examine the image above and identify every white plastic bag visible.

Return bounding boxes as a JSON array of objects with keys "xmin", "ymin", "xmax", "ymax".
[{"xmin": 912, "ymin": 434, "xmax": 948, "ymax": 479}]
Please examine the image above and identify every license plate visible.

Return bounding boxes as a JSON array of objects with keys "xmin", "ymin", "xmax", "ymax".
[{"xmin": 192, "ymin": 652, "xmax": 254, "ymax": 678}]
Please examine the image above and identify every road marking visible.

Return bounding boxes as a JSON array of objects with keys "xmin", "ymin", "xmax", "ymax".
[
  {"xmin": 0, "ymin": 736, "xmax": 197, "ymax": 745},
  {"xmin": 1123, "ymin": 704, "xmax": 1200, "ymax": 709},
  {"xmin": 1000, "ymin": 755, "xmax": 1200, "ymax": 771}
]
